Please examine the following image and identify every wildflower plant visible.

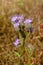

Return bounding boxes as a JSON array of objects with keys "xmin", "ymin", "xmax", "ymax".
[{"xmin": 0, "ymin": 0, "xmax": 43, "ymax": 65}]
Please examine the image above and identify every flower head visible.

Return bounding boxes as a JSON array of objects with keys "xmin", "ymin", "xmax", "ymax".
[
  {"xmin": 13, "ymin": 38, "xmax": 20, "ymax": 46},
  {"xmin": 11, "ymin": 15, "xmax": 24, "ymax": 23},
  {"xmin": 24, "ymin": 19, "xmax": 32, "ymax": 24},
  {"xmin": 13, "ymin": 23, "xmax": 19, "ymax": 28},
  {"xmin": 18, "ymin": 15, "xmax": 24, "ymax": 23},
  {"xmin": 11, "ymin": 16, "xmax": 18, "ymax": 22},
  {"xmin": 11, "ymin": 15, "xmax": 24, "ymax": 29}
]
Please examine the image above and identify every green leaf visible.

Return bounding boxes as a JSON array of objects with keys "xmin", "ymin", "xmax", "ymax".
[
  {"xmin": 15, "ymin": 52, "xmax": 20, "ymax": 57},
  {"xmin": 28, "ymin": 48, "xmax": 31, "ymax": 54}
]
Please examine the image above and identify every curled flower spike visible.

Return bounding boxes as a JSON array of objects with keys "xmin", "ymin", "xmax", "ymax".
[
  {"xmin": 29, "ymin": 27, "xmax": 34, "ymax": 33},
  {"xmin": 26, "ymin": 27, "xmax": 34, "ymax": 33},
  {"xmin": 13, "ymin": 39, "xmax": 20, "ymax": 46}
]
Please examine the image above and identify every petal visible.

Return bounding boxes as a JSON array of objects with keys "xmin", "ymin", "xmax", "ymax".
[
  {"xmin": 18, "ymin": 15, "xmax": 24, "ymax": 23},
  {"xmin": 24, "ymin": 19, "xmax": 32, "ymax": 24},
  {"xmin": 13, "ymin": 39, "xmax": 20, "ymax": 46},
  {"xmin": 11, "ymin": 16, "xmax": 18, "ymax": 22},
  {"xmin": 18, "ymin": 15, "xmax": 24, "ymax": 20},
  {"xmin": 13, "ymin": 23, "xmax": 19, "ymax": 28}
]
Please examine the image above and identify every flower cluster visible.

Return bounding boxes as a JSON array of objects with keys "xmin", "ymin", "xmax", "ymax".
[
  {"xmin": 11, "ymin": 15, "xmax": 24, "ymax": 29},
  {"xmin": 11, "ymin": 15, "xmax": 33, "ymax": 29},
  {"xmin": 11, "ymin": 15, "xmax": 33, "ymax": 46}
]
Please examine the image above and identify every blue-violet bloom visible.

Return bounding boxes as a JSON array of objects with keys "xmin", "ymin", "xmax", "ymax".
[
  {"xmin": 11, "ymin": 16, "xmax": 18, "ymax": 22},
  {"xmin": 13, "ymin": 39, "xmax": 20, "ymax": 46},
  {"xmin": 13, "ymin": 23, "xmax": 19, "ymax": 28},
  {"xmin": 24, "ymin": 19, "xmax": 32, "ymax": 24}
]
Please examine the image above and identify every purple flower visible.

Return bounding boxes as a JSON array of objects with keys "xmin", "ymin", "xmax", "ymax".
[
  {"xmin": 11, "ymin": 16, "xmax": 18, "ymax": 22},
  {"xmin": 11, "ymin": 16, "xmax": 19, "ymax": 28},
  {"xmin": 28, "ymin": 27, "xmax": 34, "ymax": 33},
  {"xmin": 18, "ymin": 15, "xmax": 24, "ymax": 23},
  {"xmin": 24, "ymin": 19, "xmax": 32, "ymax": 24},
  {"xmin": 13, "ymin": 39, "xmax": 20, "ymax": 46},
  {"xmin": 13, "ymin": 23, "xmax": 19, "ymax": 28},
  {"xmin": 11, "ymin": 15, "xmax": 24, "ymax": 23},
  {"xmin": 11, "ymin": 15, "xmax": 24, "ymax": 29}
]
